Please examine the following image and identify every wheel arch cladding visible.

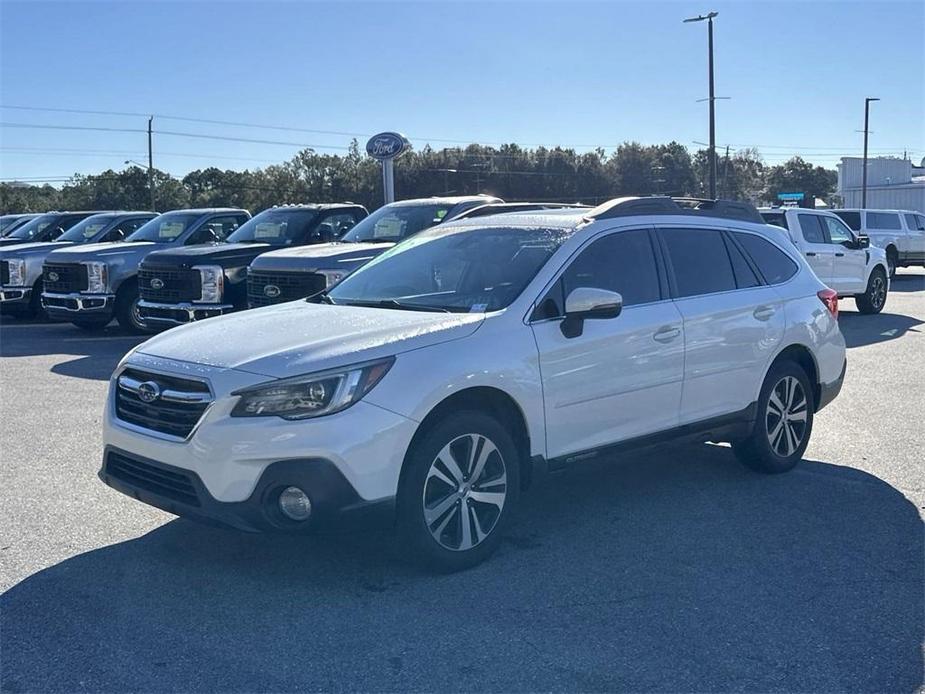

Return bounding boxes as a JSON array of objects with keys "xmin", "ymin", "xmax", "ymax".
[
  {"xmin": 401, "ymin": 387, "xmax": 533, "ymax": 492},
  {"xmin": 771, "ymin": 344, "xmax": 820, "ymax": 410}
]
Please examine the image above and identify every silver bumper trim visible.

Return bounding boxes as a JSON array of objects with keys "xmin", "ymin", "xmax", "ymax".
[
  {"xmin": 42, "ymin": 292, "xmax": 114, "ymax": 312},
  {"xmin": 138, "ymin": 299, "xmax": 235, "ymax": 326},
  {"xmin": 0, "ymin": 287, "xmax": 30, "ymax": 302}
]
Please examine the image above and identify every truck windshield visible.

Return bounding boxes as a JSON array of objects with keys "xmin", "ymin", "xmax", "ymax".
[
  {"xmin": 0, "ymin": 215, "xmax": 31, "ymax": 234},
  {"xmin": 341, "ymin": 203, "xmax": 453, "ymax": 244},
  {"xmin": 127, "ymin": 213, "xmax": 200, "ymax": 242},
  {"xmin": 328, "ymin": 225, "xmax": 569, "ymax": 313},
  {"xmin": 226, "ymin": 209, "xmax": 319, "ymax": 246},
  {"xmin": 58, "ymin": 216, "xmax": 114, "ymax": 242},
  {"xmin": 7, "ymin": 214, "xmax": 56, "ymax": 240}
]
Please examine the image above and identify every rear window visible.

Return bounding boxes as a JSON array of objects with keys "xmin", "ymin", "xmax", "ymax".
[
  {"xmin": 660, "ymin": 228, "xmax": 737, "ymax": 298},
  {"xmin": 867, "ymin": 212, "xmax": 902, "ymax": 230},
  {"xmin": 760, "ymin": 211, "xmax": 789, "ymax": 229},
  {"xmin": 833, "ymin": 211, "xmax": 861, "ymax": 231},
  {"xmin": 734, "ymin": 233, "xmax": 799, "ymax": 285}
]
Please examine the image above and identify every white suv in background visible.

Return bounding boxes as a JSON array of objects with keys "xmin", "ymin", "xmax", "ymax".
[
  {"xmin": 759, "ymin": 207, "xmax": 890, "ymax": 314},
  {"xmin": 831, "ymin": 208, "xmax": 925, "ymax": 278},
  {"xmin": 100, "ymin": 197, "xmax": 846, "ymax": 571}
]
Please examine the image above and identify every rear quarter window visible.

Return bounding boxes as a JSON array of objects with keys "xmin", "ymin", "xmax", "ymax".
[{"xmin": 734, "ymin": 232, "xmax": 799, "ymax": 285}]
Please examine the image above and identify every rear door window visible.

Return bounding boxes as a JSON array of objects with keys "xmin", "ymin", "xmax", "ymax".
[
  {"xmin": 734, "ymin": 233, "xmax": 799, "ymax": 285},
  {"xmin": 867, "ymin": 212, "xmax": 902, "ymax": 230},
  {"xmin": 797, "ymin": 214, "xmax": 827, "ymax": 243},
  {"xmin": 660, "ymin": 227, "xmax": 737, "ymax": 298}
]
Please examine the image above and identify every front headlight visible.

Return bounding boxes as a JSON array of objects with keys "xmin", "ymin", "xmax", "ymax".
[
  {"xmin": 317, "ymin": 269, "xmax": 348, "ymax": 288},
  {"xmin": 7, "ymin": 259, "xmax": 26, "ymax": 286},
  {"xmin": 231, "ymin": 357, "xmax": 394, "ymax": 420},
  {"xmin": 84, "ymin": 261, "xmax": 108, "ymax": 293},
  {"xmin": 195, "ymin": 264, "xmax": 224, "ymax": 303}
]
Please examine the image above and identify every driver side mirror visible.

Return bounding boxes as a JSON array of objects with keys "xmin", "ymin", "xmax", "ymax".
[
  {"xmin": 561, "ymin": 287, "xmax": 623, "ymax": 338},
  {"xmin": 856, "ymin": 234, "xmax": 871, "ymax": 249}
]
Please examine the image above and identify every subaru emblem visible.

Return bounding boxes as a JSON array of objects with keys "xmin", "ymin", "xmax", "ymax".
[
  {"xmin": 47, "ymin": 271, "xmax": 59, "ymax": 282},
  {"xmin": 137, "ymin": 381, "xmax": 161, "ymax": 403},
  {"xmin": 150, "ymin": 278, "xmax": 165, "ymax": 290},
  {"xmin": 264, "ymin": 284, "xmax": 281, "ymax": 298}
]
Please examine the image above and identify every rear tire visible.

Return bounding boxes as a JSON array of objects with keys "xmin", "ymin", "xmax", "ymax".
[
  {"xmin": 397, "ymin": 411, "xmax": 520, "ymax": 572},
  {"xmin": 114, "ymin": 281, "xmax": 148, "ymax": 334},
  {"xmin": 733, "ymin": 360, "xmax": 814, "ymax": 474},
  {"xmin": 855, "ymin": 268, "xmax": 888, "ymax": 314},
  {"xmin": 886, "ymin": 248, "xmax": 898, "ymax": 279}
]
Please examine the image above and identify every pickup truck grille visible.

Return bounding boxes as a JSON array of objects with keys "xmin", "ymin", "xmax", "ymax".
[
  {"xmin": 247, "ymin": 270, "xmax": 327, "ymax": 307},
  {"xmin": 104, "ymin": 451, "xmax": 200, "ymax": 507},
  {"xmin": 43, "ymin": 263, "xmax": 88, "ymax": 292},
  {"xmin": 138, "ymin": 267, "xmax": 201, "ymax": 303},
  {"xmin": 115, "ymin": 367, "xmax": 212, "ymax": 439},
  {"xmin": 0, "ymin": 261, "xmax": 8, "ymax": 285}
]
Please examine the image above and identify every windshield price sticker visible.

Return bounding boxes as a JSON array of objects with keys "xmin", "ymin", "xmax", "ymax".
[
  {"xmin": 159, "ymin": 222, "xmax": 185, "ymax": 239},
  {"xmin": 254, "ymin": 222, "xmax": 282, "ymax": 239}
]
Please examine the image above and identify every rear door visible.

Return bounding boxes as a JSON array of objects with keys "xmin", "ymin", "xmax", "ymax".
[
  {"xmin": 658, "ymin": 225, "xmax": 785, "ymax": 424},
  {"xmin": 794, "ymin": 213, "xmax": 835, "ymax": 285},
  {"xmin": 822, "ymin": 215, "xmax": 867, "ymax": 294},
  {"xmin": 531, "ymin": 227, "xmax": 684, "ymax": 457}
]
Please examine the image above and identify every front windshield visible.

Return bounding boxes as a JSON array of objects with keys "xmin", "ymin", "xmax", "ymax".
[
  {"xmin": 126, "ymin": 212, "xmax": 199, "ymax": 242},
  {"xmin": 341, "ymin": 203, "xmax": 453, "ymax": 243},
  {"xmin": 58, "ymin": 216, "xmax": 114, "ymax": 242},
  {"xmin": 7, "ymin": 214, "xmax": 55, "ymax": 240},
  {"xmin": 227, "ymin": 209, "xmax": 318, "ymax": 246},
  {"xmin": 0, "ymin": 215, "xmax": 28, "ymax": 233},
  {"xmin": 328, "ymin": 225, "xmax": 569, "ymax": 313}
]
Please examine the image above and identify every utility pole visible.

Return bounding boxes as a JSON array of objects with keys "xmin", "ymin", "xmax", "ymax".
[
  {"xmin": 147, "ymin": 116, "xmax": 156, "ymax": 212},
  {"xmin": 721, "ymin": 145, "xmax": 730, "ymax": 198},
  {"xmin": 685, "ymin": 11, "xmax": 719, "ymax": 198},
  {"xmin": 862, "ymin": 97, "xmax": 879, "ymax": 208}
]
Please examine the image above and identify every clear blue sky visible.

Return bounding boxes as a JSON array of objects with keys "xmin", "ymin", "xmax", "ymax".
[{"xmin": 1, "ymin": 0, "xmax": 922, "ymax": 182}]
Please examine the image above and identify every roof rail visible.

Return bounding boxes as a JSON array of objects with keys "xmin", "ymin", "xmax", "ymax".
[{"xmin": 586, "ymin": 196, "xmax": 764, "ymax": 224}]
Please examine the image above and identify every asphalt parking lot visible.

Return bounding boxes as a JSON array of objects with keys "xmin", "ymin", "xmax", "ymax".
[{"xmin": 1, "ymin": 272, "xmax": 922, "ymax": 693}]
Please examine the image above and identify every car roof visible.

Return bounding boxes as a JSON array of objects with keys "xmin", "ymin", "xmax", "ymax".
[
  {"xmin": 831, "ymin": 208, "xmax": 919, "ymax": 213},
  {"xmin": 386, "ymin": 195, "xmax": 501, "ymax": 207},
  {"xmin": 158, "ymin": 208, "xmax": 248, "ymax": 214},
  {"xmin": 262, "ymin": 203, "xmax": 364, "ymax": 211}
]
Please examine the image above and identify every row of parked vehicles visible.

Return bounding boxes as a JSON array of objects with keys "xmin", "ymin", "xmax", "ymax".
[
  {"xmin": 0, "ymin": 196, "xmax": 921, "ymax": 570},
  {"xmin": 1, "ymin": 199, "xmax": 921, "ymax": 332}
]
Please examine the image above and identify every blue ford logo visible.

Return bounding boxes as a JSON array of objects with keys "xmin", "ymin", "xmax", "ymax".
[
  {"xmin": 150, "ymin": 278, "xmax": 165, "ymax": 290},
  {"xmin": 263, "ymin": 284, "xmax": 281, "ymax": 298},
  {"xmin": 137, "ymin": 381, "xmax": 161, "ymax": 403},
  {"xmin": 366, "ymin": 132, "xmax": 410, "ymax": 160}
]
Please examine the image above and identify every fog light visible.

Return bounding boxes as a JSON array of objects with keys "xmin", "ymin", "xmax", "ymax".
[{"xmin": 278, "ymin": 486, "xmax": 312, "ymax": 521}]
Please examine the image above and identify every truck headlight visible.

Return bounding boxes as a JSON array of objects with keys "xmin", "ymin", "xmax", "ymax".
[
  {"xmin": 7, "ymin": 259, "xmax": 26, "ymax": 286},
  {"xmin": 231, "ymin": 357, "xmax": 394, "ymax": 420},
  {"xmin": 84, "ymin": 262, "xmax": 108, "ymax": 293},
  {"xmin": 317, "ymin": 269, "xmax": 347, "ymax": 288},
  {"xmin": 194, "ymin": 265, "xmax": 224, "ymax": 303}
]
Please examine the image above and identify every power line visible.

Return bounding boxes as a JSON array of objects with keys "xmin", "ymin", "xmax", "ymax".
[{"xmin": 0, "ymin": 146, "xmax": 279, "ymax": 163}]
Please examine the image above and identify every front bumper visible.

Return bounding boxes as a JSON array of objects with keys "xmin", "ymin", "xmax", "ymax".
[
  {"xmin": 139, "ymin": 299, "xmax": 236, "ymax": 326},
  {"xmin": 42, "ymin": 292, "xmax": 114, "ymax": 319},
  {"xmin": 100, "ymin": 446, "xmax": 395, "ymax": 533},
  {"xmin": 0, "ymin": 286, "xmax": 30, "ymax": 306}
]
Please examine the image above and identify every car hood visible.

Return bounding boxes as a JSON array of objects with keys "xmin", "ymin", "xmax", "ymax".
[
  {"xmin": 251, "ymin": 241, "xmax": 393, "ymax": 272},
  {"xmin": 46, "ymin": 241, "xmax": 166, "ymax": 263},
  {"xmin": 142, "ymin": 242, "xmax": 273, "ymax": 269},
  {"xmin": 135, "ymin": 300, "xmax": 484, "ymax": 379},
  {"xmin": 0, "ymin": 237, "xmax": 48, "ymax": 247},
  {"xmin": 0, "ymin": 241, "xmax": 73, "ymax": 258}
]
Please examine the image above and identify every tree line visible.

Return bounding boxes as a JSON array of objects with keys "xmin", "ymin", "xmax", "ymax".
[{"xmin": 0, "ymin": 140, "xmax": 838, "ymax": 215}]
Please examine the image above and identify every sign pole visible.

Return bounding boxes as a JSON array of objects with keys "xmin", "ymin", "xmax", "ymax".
[{"xmin": 382, "ymin": 159, "xmax": 395, "ymax": 204}]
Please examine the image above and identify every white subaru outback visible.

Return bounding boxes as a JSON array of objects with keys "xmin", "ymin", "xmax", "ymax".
[{"xmin": 100, "ymin": 197, "xmax": 847, "ymax": 571}]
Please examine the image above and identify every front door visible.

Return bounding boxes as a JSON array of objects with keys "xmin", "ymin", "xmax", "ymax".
[
  {"xmin": 795, "ymin": 213, "xmax": 836, "ymax": 285},
  {"xmin": 531, "ymin": 228, "xmax": 684, "ymax": 459}
]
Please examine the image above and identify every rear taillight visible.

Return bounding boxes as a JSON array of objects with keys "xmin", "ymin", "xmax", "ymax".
[{"xmin": 818, "ymin": 288, "xmax": 838, "ymax": 318}]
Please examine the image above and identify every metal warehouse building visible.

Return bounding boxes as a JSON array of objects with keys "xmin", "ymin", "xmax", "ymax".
[{"xmin": 838, "ymin": 157, "xmax": 925, "ymax": 212}]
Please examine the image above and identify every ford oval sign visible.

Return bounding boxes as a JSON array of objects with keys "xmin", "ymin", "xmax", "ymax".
[
  {"xmin": 150, "ymin": 278, "xmax": 165, "ymax": 290},
  {"xmin": 263, "ymin": 284, "xmax": 281, "ymax": 299},
  {"xmin": 366, "ymin": 132, "xmax": 410, "ymax": 161}
]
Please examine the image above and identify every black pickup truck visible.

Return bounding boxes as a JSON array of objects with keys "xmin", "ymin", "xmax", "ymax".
[{"xmin": 137, "ymin": 203, "xmax": 367, "ymax": 327}]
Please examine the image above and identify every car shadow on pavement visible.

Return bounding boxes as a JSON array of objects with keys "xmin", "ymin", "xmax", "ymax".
[
  {"xmin": 889, "ymin": 272, "xmax": 925, "ymax": 293},
  {"xmin": 2, "ymin": 443, "xmax": 921, "ymax": 692},
  {"xmin": 838, "ymin": 311, "xmax": 923, "ymax": 348}
]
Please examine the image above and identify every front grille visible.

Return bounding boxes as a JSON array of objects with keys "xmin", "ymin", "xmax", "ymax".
[
  {"xmin": 115, "ymin": 367, "xmax": 212, "ymax": 439},
  {"xmin": 247, "ymin": 270, "xmax": 327, "ymax": 307},
  {"xmin": 0, "ymin": 261, "xmax": 8, "ymax": 285},
  {"xmin": 43, "ymin": 263, "xmax": 88, "ymax": 292},
  {"xmin": 105, "ymin": 451, "xmax": 200, "ymax": 507},
  {"xmin": 138, "ymin": 267, "xmax": 201, "ymax": 303}
]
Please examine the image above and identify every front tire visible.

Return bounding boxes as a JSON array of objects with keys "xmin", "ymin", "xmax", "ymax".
[
  {"xmin": 397, "ymin": 411, "xmax": 520, "ymax": 572},
  {"xmin": 855, "ymin": 268, "xmax": 888, "ymax": 314},
  {"xmin": 733, "ymin": 361, "xmax": 814, "ymax": 474}
]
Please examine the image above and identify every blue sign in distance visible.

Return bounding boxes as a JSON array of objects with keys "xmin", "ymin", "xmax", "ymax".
[
  {"xmin": 777, "ymin": 192, "xmax": 805, "ymax": 201},
  {"xmin": 366, "ymin": 132, "xmax": 410, "ymax": 161}
]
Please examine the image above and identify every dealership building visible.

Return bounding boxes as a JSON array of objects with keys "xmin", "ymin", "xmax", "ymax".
[{"xmin": 837, "ymin": 157, "xmax": 925, "ymax": 212}]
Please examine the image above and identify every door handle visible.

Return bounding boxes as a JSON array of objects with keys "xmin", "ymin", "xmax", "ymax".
[
  {"xmin": 805, "ymin": 252, "xmax": 817, "ymax": 257},
  {"xmin": 753, "ymin": 305, "xmax": 776, "ymax": 321},
  {"xmin": 653, "ymin": 325, "xmax": 681, "ymax": 343},
  {"xmin": 835, "ymin": 252, "xmax": 845, "ymax": 257}
]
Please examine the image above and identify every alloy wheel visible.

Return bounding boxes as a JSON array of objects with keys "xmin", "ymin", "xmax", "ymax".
[
  {"xmin": 422, "ymin": 433, "xmax": 507, "ymax": 552},
  {"xmin": 870, "ymin": 275, "xmax": 886, "ymax": 310},
  {"xmin": 765, "ymin": 376, "xmax": 808, "ymax": 457}
]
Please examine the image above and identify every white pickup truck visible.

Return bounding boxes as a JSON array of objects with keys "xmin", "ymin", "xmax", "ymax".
[
  {"xmin": 760, "ymin": 207, "xmax": 890, "ymax": 314},
  {"xmin": 831, "ymin": 208, "xmax": 925, "ymax": 278}
]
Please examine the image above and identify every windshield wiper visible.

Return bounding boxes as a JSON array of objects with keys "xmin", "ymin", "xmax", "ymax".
[{"xmin": 336, "ymin": 298, "xmax": 451, "ymax": 313}]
